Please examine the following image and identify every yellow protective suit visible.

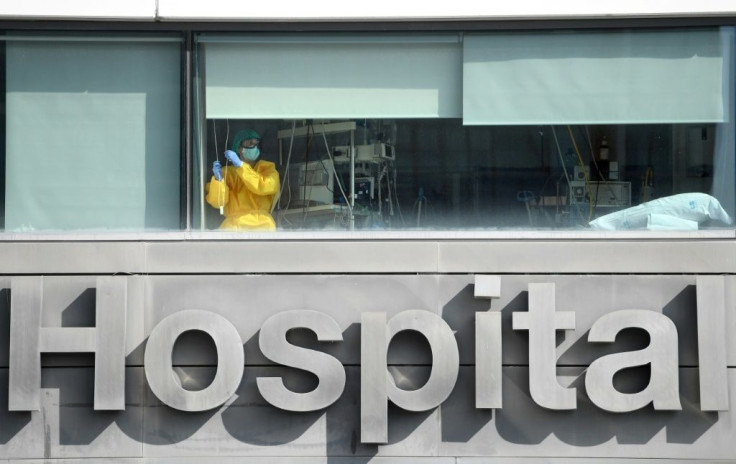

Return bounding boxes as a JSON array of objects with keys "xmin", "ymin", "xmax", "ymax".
[{"xmin": 206, "ymin": 160, "xmax": 280, "ymax": 231}]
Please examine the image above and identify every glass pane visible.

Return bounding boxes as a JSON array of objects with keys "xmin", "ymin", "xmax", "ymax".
[
  {"xmin": 2, "ymin": 36, "xmax": 182, "ymax": 232},
  {"xmin": 196, "ymin": 120, "xmax": 734, "ymax": 231}
]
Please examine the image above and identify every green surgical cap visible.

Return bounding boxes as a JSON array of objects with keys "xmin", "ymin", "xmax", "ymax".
[{"xmin": 231, "ymin": 129, "xmax": 261, "ymax": 152}]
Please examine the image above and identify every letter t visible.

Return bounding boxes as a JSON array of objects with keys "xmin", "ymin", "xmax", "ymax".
[{"xmin": 512, "ymin": 283, "xmax": 576, "ymax": 410}]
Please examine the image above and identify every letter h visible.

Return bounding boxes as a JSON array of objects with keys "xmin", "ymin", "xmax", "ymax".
[{"xmin": 9, "ymin": 276, "xmax": 127, "ymax": 411}]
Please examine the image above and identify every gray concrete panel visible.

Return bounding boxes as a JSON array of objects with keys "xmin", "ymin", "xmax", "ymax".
[
  {"xmin": 7, "ymin": 460, "xmax": 455, "ymax": 464},
  {"xmin": 0, "ymin": 243, "xmax": 145, "ymax": 274},
  {"xmin": 143, "ymin": 366, "xmax": 439, "ymax": 458},
  {"xmin": 12, "ymin": 460, "xmax": 141, "ymax": 464},
  {"xmin": 438, "ymin": 240, "xmax": 736, "ymax": 274},
  {"xmin": 0, "ymin": 460, "xmax": 468, "ymax": 464},
  {"xmin": 145, "ymin": 275, "xmax": 439, "ymax": 366},
  {"xmin": 45, "ymin": 365, "xmax": 726, "ymax": 460},
  {"xmin": 438, "ymin": 274, "xmax": 728, "ymax": 366},
  {"xmin": 458, "ymin": 460, "xmax": 734, "ymax": 463},
  {"xmin": 0, "ymin": 240, "xmax": 731, "ymax": 274},
  {"xmin": 440, "ymin": 367, "xmax": 736, "ymax": 459},
  {"xmin": 144, "ymin": 459, "xmax": 453, "ymax": 464},
  {"xmin": 144, "ymin": 241, "xmax": 439, "ymax": 274},
  {"xmin": 0, "ymin": 367, "xmax": 143, "ymax": 460}
]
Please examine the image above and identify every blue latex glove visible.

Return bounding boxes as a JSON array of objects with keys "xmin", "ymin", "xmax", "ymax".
[
  {"xmin": 224, "ymin": 150, "xmax": 243, "ymax": 167},
  {"xmin": 212, "ymin": 160, "xmax": 223, "ymax": 181}
]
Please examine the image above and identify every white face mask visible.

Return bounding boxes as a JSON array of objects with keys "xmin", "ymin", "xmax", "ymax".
[{"xmin": 241, "ymin": 146, "xmax": 260, "ymax": 161}]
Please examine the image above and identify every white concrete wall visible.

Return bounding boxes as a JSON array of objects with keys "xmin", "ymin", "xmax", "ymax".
[
  {"xmin": 0, "ymin": 238, "xmax": 733, "ymax": 273},
  {"xmin": 1, "ymin": 1, "xmax": 736, "ymax": 21}
]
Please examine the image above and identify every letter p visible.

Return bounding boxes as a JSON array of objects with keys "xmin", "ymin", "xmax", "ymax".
[{"xmin": 361, "ymin": 310, "xmax": 459, "ymax": 444}]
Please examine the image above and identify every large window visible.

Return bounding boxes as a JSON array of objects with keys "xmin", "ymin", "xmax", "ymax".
[
  {"xmin": 2, "ymin": 34, "xmax": 183, "ymax": 232},
  {"xmin": 195, "ymin": 28, "xmax": 735, "ymax": 233}
]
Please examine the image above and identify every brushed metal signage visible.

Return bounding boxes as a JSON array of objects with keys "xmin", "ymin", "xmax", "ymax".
[{"xmin": 6, "ymin": 275, "xmax": 731, "ymax": 445}]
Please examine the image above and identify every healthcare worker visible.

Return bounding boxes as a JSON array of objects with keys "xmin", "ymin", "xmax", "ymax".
[{"xmin": 206, "ymin": 129, "xmax": 280, "ymax": 230}]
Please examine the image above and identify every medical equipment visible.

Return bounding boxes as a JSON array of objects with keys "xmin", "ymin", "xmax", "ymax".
[
  {"xmin": 569, "ymin": 181, "xmax": 631, "ymax": 208},
  {"xmin": 287, "ymin": 159, "xmax": 334, "ymax": 207},
  {"xmin": 353, "ymin": 177, "xmax": 374, "ymax": 202},
  {"xmin": 333, "ymin": 143, "xmax": 394, "ymax": 163}
]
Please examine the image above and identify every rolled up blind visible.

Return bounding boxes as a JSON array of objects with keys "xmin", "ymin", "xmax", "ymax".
[
  {"xmin": 463, "ymin": 29, "xmax": 729, "ymax": 125},
  {"xmin": 202, "ymin": 35, "xmax": 462, "ymax": 119}
]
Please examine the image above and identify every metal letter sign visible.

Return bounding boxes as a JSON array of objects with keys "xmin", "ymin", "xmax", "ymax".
[
  {"xmin": 696, "ymin": 276, "xmax": 730, "ymax": 410},
  {"xmin": 513, "ymin": 283, "xmax": 577, "ymax": 410},
  {"xmin": 474, "ymin": 275, "xmax": 503, "ymax": 409},
  {"xmin": 257, "ymin": 310, "xmax": 346, "ymax": 411},
  {"xmin": 144, "ymin": 310, "xmax": 244, "ymax": 412},
  {"xmin": 9, "ymin": 276, "xmax": 127, "ymax": 411},
  {"xmin": 361, "ymin": 310, "xmax": 460, "ymax": 443},
  {"xmin": 586, "ymin": 310, "xmax": 681, "ymax": 412}
]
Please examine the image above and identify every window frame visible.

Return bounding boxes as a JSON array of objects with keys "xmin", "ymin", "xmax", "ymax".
[{"xmin": 0, "ymin": 18, "xmax": 732, "ymax": 240}]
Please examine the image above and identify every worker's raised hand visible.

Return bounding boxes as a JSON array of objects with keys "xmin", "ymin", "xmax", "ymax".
[
  {"xmin": 212, "ymin": 160, "xmax": 223, "ymax": 181},
  {"xmin": 224, "ymin": 150, "xmax": 243, "ymax": 167}
]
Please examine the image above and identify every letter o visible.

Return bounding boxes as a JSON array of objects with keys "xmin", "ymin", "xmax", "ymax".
[{"xmin": 144, "ymin": 310, "xmax": 244, "ymax": 411}]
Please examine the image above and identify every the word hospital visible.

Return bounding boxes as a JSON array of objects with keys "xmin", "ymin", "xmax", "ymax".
[{"xmin": 6, "ymin": 275, "xmax": 731, "ymax": 444}]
